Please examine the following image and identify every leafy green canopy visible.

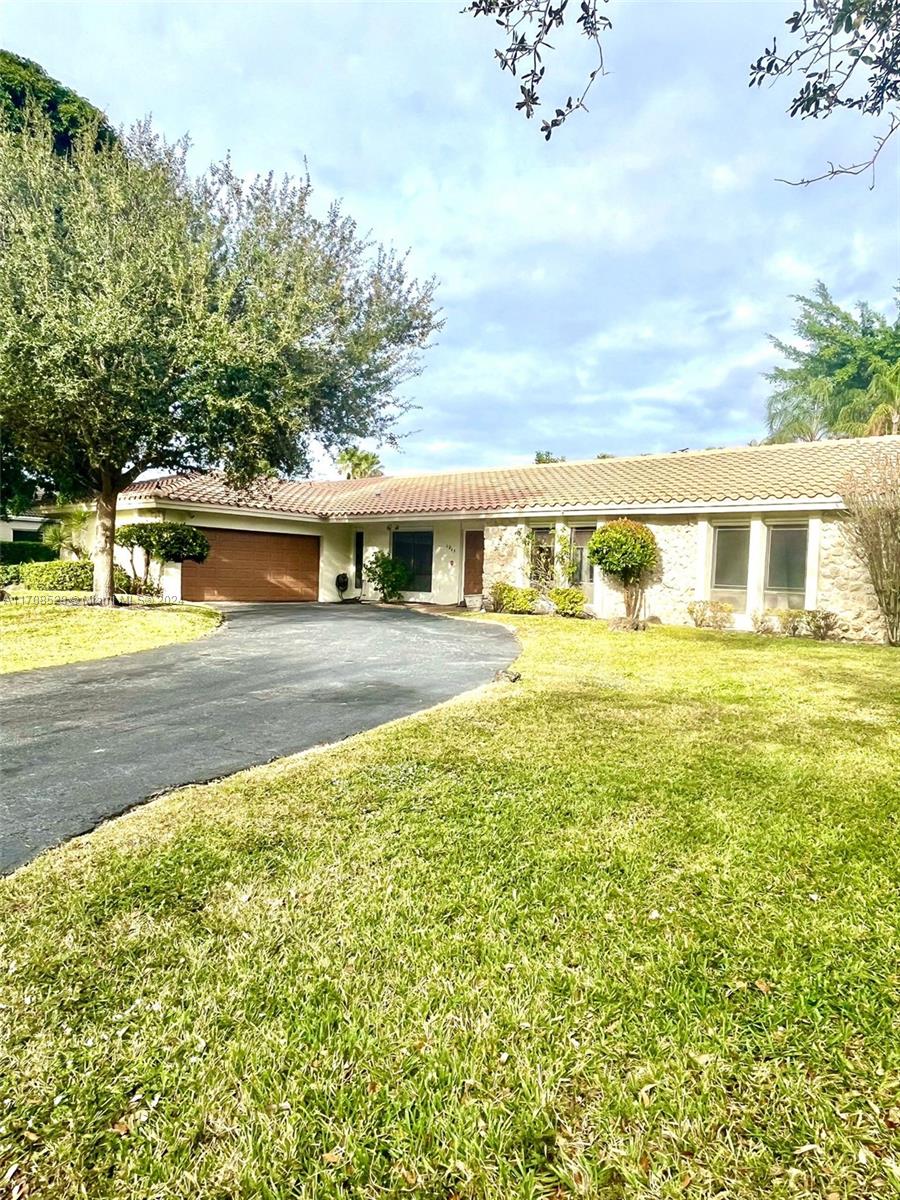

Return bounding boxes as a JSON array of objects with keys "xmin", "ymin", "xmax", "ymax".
[
  {"xmin": 116, "ymin": 523, "xmax": 210, "ymax": 565},
  {"xmin": 0, "ymin": 53, "xmax": 116, "ymax": 516},
  {"xmin": 588, "ymin": 519, "xmax": 658, "ymax": 587},
  {"xmin": 0, "ymin": 114, "xmax": 439, "ymax": 598},
  {"xmin": 0, "ymin": 50, "xmax": 115, "ymax": 155},
  {"xmin": 766, "ymin": 282, "xmax": 900, "ymax": 442}
]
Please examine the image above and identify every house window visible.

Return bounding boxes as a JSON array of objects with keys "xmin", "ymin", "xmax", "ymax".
[
  {"xmin": 711, "ymin": 525, "xmax": 750, "ymax": 609},
  {"xmin": 12, "ymin": 528, "xmax": 42, "ymax": 542},
  {"xmin": 765, "ymin": 524, "xmax": 808, "ymax": 610},
  {"xmin": 530, "ymin": 527, "xmax": 553, "ymax": 586},
  {"xmin": 392, "ymin": 529, "xmax": 433, "ymax": 592},
  {"xmin": 570, "ymin": 527, "xmax": 594, "ymax": 588},
  {"xmin": 354, "ymin": 531, "xmax": 365, "ymax": 590}
]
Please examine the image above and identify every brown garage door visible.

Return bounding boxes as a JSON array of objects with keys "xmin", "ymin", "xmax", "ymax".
[{"xmin": 182, "ymin": 529, "xmax": 320, "ymax": 602}]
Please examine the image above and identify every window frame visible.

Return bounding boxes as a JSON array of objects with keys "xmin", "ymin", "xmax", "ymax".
[
  {"xmin": 764, "ymin": 521, "xmax": 809, "ymax": 610},
  {"xmin": 710, "ymin": 523, "xmax": 751, "ymax": 608},
  {"xmin": 391, "ymin": 528, "xmax": 434, "ymax": 594},
  {"xmin": 570, "ymin": 527, "xmax": 595, "ymax": 588},
  {"xmin": 529, "ymin": 526, "xmax": 554, "ymax": 587}
]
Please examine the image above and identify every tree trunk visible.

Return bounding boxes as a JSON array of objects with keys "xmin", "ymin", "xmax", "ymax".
[
  {"xmin": 624, "ymin": 583, "xmax": 643, "ymax": 622},
  {"xmin": 93, "ymin": 478, "xmax": 119, "ymax": 606}
]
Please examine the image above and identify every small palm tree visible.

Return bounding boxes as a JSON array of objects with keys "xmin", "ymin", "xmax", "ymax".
[
  {"xmin": 833, "ymin": 363, "xmax": 900, "ymax": 437},
  {"xmin": 767, "ymin": 377, "xmax": 836, "ymax": 443},
  {"xmin": 864, "ymin": 363, "xmax": 900, "ymax": 436},
  {"xmin": 336, "ymin": 446, "xmax": 384, "ymax": 479}
]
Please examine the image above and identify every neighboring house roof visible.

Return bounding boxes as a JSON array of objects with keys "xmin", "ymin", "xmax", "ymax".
[
  {"xmin": 119, "ymin": 436, "xmax": 900, "ymax": 520},
  {"xmin": 3, "ymin": 510, "xmax": 49, "ymax": 524}
]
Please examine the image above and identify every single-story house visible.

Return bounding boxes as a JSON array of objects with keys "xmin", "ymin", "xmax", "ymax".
[{"xmin": 76, "ymin": 436, "xmax": 897, "ymax": 642}]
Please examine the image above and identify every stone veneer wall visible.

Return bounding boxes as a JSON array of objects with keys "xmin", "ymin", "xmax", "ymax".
[
  {"xmin": 816, "ymin": 514, "xmax": 887, "ymax": 642},
  {"xmin": 481, "ymin": 513, "xmax": 888, "ymax": 642},
  {"xmin": 593, "ymin": 517, "xmax": 698, "ymax": 625},
  {"xmin": 642, "ymin": 518, "xmax": 698, "ymax": 624},
  {"xmin": 482, "ymin": 522, "xmax": 529, "ymax": 591}
]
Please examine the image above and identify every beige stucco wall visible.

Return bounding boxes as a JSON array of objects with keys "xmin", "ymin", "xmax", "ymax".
[
  {"xmin": 68, "ymin": 506, "xmax": 184, "ymax": 599},
  {"xmin": 356, "ymin": 520, "xmax": 465, "ymax": 605},
  {"xmin": 816, "ymin": 514, "xmax": 887, "ymax": 642}
]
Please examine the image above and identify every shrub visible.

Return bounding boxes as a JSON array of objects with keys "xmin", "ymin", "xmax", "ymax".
[
  {"xmin": 19, "ymin": 559, "xmax": 131, "ymax": 593},
  {"xmin": 146, "ymin": 523, "xmax": 210, "ymax": 565},
  {"xmin": 751, "ymin": 609, "xmax": 774, "ymax": 635},
  {"xmin": 363, "ymin": 551, "xmax": 411, "ymax": 602},
  {"xmin": 0, "ymin": 540, "xmax": 56, "ymax": 565},
  {"xmin": 774, "ymin": 608, "xmax": 806, "ymax": 637},
  {"xmin": 843, "ymin": 450, "xmax": 899, "ymax": 645},
  {"xmin": 805, "ymin": 608, "xmax": 840, "ymax": 641},
  {"xmin": 41, "ymin": 510, "xmax": 90, "ymax": 559},
  {"xmin": 588, "ymin": 520, "xmax": 658, "ymax": 621},
  {"xmin": 687, "ymin": 599, "xmax": 733, "ymax": 630},
  {"xmin": 0, "ymin": 564, "xmax": 21, "ymax": 587},
  {"xmin": 117, "ymin": 522, "xmax": 209, "ymax": 586},
  {"xmin": 547, "ymin": 586, "xmax": 585, "ymax": 617},
  {"xmin": 687, "ymin": 600, "xmax": 709, "ymax": 627},
  {"xmin": 707, "ymin": 601, "xmax": 733, "ymax": 631},
  {"xmin": 490, "ymin": 581, "xmax": 538, "ymax": 614}
]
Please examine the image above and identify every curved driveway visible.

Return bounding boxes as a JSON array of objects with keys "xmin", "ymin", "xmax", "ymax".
[{"xmin": 1, "ymin": 605, "xmax": 515, "ymax": 873}]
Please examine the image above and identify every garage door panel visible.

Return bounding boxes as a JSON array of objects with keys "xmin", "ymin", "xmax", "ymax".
[{"xmin": 182, "ymin": 529, "xmax": 319, "ymax": 602}]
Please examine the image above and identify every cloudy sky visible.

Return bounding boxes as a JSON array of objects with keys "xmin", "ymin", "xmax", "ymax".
[{"xmin": 4, "ymin": 1, "xmax": 898, "ymax": 475}]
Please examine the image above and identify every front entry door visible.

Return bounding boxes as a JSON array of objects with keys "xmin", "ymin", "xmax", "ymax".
[{"xmin": 463, "ymin": 530, "xmax": 484, "ymax": 596}]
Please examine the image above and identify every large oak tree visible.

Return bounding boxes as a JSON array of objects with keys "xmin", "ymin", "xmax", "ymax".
[{"xmin": 0, "ymin": 115, "xmax": 439, "ymax": 601}]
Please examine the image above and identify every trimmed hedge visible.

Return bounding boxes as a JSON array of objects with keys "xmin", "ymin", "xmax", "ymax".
[
  {"xmin": 0, "ymin": 564, "xmax": 21, "ymax": 587},
  {"xmin": 18, "ymin": 560, "xmax": 131, "ymax": 592},
  {"xmin": 0, "ymin": 540, "xmax": 56, "ymax": 565}
]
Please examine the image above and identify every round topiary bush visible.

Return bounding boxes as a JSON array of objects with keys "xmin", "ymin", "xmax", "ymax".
[{"xmin": 588, "ymin": 519, "xmax": 658, "ymax": 622}]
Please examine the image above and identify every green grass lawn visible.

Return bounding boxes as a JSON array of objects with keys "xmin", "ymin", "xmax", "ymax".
[
  {"xmin": 0, "ymin": 601, "xmax": 221, "ymax": 673},
  {"xmin": 1, "ymin": 620, "xmax": 898, "ymax": 1198}
]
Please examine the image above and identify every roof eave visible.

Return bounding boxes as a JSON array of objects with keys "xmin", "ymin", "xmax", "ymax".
[{"xmin": 333, "ymin": 496, "xmax": 845, "ymax": 521}]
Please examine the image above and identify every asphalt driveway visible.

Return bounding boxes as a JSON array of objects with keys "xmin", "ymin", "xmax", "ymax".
[{"xmin": 1, "ymin": 605, "xmax": 515, "ymax": 873}]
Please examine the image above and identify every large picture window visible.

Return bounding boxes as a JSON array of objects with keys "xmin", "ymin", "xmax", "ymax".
[
  {"xmin": 711, "ymin": 525, "xmax": 750, "ymax": 609},
  {"xmin": 765, "ymin": 524, "xmax": 808, "ymax": 610},
  {"xmin": 392, "ymin": 529, "xmax": 433, "ymax": 593}
]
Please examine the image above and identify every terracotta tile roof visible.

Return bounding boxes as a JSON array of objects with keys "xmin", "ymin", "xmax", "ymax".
[{"xmin": 120, "ymin": 436, "xmax": 900, "ymax": 519}]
